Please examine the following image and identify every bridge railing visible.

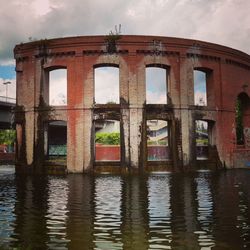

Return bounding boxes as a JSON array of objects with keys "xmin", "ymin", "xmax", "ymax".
[{"xmin": 0, "ymin": 96, "xmax": 16, "ymax": 104}]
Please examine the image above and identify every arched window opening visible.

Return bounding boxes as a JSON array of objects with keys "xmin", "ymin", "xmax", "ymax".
[
  {"xmin": 45, "ymin": 121, "xmax": 67, "ymax": 160},
  {"xmin": 194, "ymin": 70, "xmax": 207, "ymax": 106},
  {"xmin": 49, "ymin": 69, "xmax": 67, "ymax": 106},
  {"xmin": 94, "ymin": 66, "xmax": 119, "ymax": 104},
  {"xmin": 195, "ymin": 120, "xmax": 209, "ymax": 159},
  {"xmin": 146, "ymin": 67, "xmax": 168, "ymax": 104},
  {"xmin": 95, "ymin": 119, "xmax": 120, "ymax": 161},
  {"xmin": 236, "ymin": 93, "xmax": 250, "ymax": 146},
  {"xmin": 147, "ymin": 120, "xmax": 170, "ymax": 161}
]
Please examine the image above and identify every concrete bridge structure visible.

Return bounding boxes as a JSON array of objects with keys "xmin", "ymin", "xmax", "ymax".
[
  {"xmin": 0, "ymin": 98, "xmax": 15, "ymax": 129},
  {"xmin": 14, "ymin": 35, "xmax": 250, "ymax": 173}
]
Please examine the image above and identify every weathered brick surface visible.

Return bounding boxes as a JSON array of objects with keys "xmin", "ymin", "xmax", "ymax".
[{"xmin": 14, "ymin": 35, "xmax": 250, "ymax": 173}]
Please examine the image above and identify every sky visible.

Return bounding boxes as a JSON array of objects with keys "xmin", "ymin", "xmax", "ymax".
[
  {"xmin": 0, "ymin": 0, "xmax": 249, "ymax": 101},
  {"xmin": 146, "ymin": 67, "xmax": 167, "ymax": 104}
]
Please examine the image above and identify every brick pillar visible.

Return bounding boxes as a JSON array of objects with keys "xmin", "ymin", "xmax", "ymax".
[
  {"xmin": 67, "ymin": 55, "xmax": 85, "ymax": 172},
  {"xmin": 120, "ymin": 59, "xmax": 130, "ymax": 167},
  {"xmin": 21, "ymin": 59, "xmax": 36, "ymax": 168},
  {"xmin": 33, "ymin": 57, "xmax": 45, "ymax": 169},
  {"xmin": 180, "ymin": 54, "xmax": 195, "ymax": 167},
  {"xmin": 82, "ymin": 61, "xmax": 94, "ymax": 171},
  {"xmin": 129, "ymin": 55, "xmax": 145, "ymax": 169},
  {"xmin": 25, "ymin": 112, "xmax": 35, "ymax": 166}
]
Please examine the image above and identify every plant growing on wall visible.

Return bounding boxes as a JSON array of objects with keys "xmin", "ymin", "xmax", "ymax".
[{"xmin": 105, "ymin": 25, "xmax": 121, "ymax": 53}]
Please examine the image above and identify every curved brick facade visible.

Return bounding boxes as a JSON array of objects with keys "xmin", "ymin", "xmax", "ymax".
[{"xmin": 14, "ymin": 35, "xmax": 250, "ymax": 173}]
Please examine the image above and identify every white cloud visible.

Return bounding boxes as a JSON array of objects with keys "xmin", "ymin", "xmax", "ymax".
[
  {"xmin": 49, "ymin": 69, "xmax": 67, "ymax": 105},
  {"xmin": 95, "ymin": 67, "xmax": 119, "ymax": 104},
  {"xmin": 0, "ymin": 0, "xmax": 249, "ymax": 103},
  {"xmin": 32, "ymin": 0, "xmax": 51, "ymax": 16},
  {"xmin": 194, "ymin": 91, "xmax": 207, "ymax": 106},
  {"xmin": 0, "ymin": 0, "xmax": 249, "ymax": 66},
  {"xmin": 147, "ymin": 92, "xmax": 167, "ymax": 104}
]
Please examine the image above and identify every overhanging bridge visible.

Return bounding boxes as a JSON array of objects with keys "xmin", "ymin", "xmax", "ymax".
[{"xmin": 0, "ymin": 96, "xmax": 15, "ymax": 129}]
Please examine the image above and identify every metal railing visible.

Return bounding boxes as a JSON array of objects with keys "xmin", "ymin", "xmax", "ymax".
[{"xmin": 0, "ymin": 96, "xmax": 16, "ymax": 104}]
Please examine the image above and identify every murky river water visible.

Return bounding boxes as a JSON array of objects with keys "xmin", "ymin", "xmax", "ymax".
[{"xmin": 0, "ymin": 166, "xmax": 250, "ymax": 250}]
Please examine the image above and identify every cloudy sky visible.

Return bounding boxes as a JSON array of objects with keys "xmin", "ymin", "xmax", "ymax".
[{"xmin": 0, "ymin": 0, "xmax": 249, "ymax": 100}]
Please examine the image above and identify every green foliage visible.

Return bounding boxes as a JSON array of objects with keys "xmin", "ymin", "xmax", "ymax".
[
  {"xmin": 105, "ymin": 28, "xmax": 121, "ymax": 53},
  {"xmin": 96, "ymin": 132, "xmax": 120, "ymax": 145},
  {"xmin": 236, "ymin": 99, "xmax": 244, "ymax": 144},
  {"xmin": 0, "ymin": 130, "xmax": 16, "ymax": 146}
]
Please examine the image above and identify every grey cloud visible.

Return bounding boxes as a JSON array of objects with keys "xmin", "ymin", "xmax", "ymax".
[{"xmin": 0, "ymin": 0, "xmax": 250, "ymax": 65}]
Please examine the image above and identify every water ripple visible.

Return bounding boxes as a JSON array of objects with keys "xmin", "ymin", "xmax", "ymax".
[
  {"xmin": 148, "ymin": 175, "xmax": 172, "ymax": 249},
  {"xmin": 46, "ymin": 177, "xmax": 69, "ymax": 249},
  {"xmin": 94, "ymin": 176, "xmax": 123, "ymax": 250},
  {"xmin": 0, "ymin": 167, "xmax": 250, "ymax": 249}
]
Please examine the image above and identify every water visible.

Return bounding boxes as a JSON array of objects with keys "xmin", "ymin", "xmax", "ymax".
[{"xmin": 0, "ymin": 166, "xmax": 250, "ymax": 250}]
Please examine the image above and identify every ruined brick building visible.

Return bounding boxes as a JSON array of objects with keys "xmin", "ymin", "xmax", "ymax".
[{"xmin": 14, "ymin": 35, "xmax": 250, "ymax": 173}]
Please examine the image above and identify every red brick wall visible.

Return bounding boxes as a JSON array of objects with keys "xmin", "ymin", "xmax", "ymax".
[
  {"xmin": 14, "ymin": 35, "xmax": 250, "ymax": 170},
  {"xmin": 0, "ymin": 153, "xmax": 15, "ymax": 161},
  {"xmin": 95, "ymin": 145, "xmax": 120, "ymax": 161}
]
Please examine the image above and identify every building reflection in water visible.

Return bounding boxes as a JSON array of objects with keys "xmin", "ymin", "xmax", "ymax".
[
  {"xmin": 183, "ymin": 175, "xmax": 199, "ymax": 249},
  {"xmin": 0, "ymin": 171, "xmax": 16, "ymax": 248},
  {"xmin": 235, "ymin": 173, "xmax": 250, "ymax": 248},
  {"xmin": 195, "ymin": 171, "xmax": 215, "ymax": 249},
  {"xmin": 46, "ymin": 177, "xmax": 69, "ymax": 249},
  {"xmin": 169, "ymin": 173, "xmax": 199, "ymax": 249},
  {"xmin": 66, "ymin": 175, "xmax": 95, "ymax": 249},
  {"xmin": 12, "ymin": 176, "xmax": 49, "ymax": 249},
  {"xmin": 1, "ymin": 167, "xmax": 250, "ymax": 249},
  {"xmin": 93, "ymin": 176, "xmax": 123, "ymax": 250},
  {"xmin": 121, "ymin": 176, "xmax": 149, "ymax": 250},
  {"xmin": 147, "ymin": 174, "xmax": 172, "ymax": 249}
]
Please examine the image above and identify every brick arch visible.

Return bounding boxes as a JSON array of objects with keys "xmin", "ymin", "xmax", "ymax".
[
  {"xmin": 143, "ymin": 55, "xmax": 172, "ymax": 67},
  {"xmin": 43, "ymin": 59, "xmax": 68, "ymax": 69},
  {"xmin": 44, "ymin": 65, "xmax": 67, "ymax": 71},
  {"xmin": 94, "ymin": 63, "xmax": 119, "ymax": 69},
  {"xmin": 194, "ymin": 66, "xmax": 212, "ymax": 73},
  {"xmin": 146, "ymin": 63, "xmax": 170, "ymax": 69},
  {"xmin": 237, "ymin": 91, "xmax": 250, "ymax": 104},
  {"xmin": 95, "ymin": 54, "xmax": 122, "ymax": 66}
]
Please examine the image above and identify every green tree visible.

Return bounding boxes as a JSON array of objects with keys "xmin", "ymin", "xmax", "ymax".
[
  {"xmin": 95, "ymin": 132, "xmax": 120, "ymax": 145},
  {"xmin": 0, "ymin": 130, "xmax": 16, "ymax": 146}
]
